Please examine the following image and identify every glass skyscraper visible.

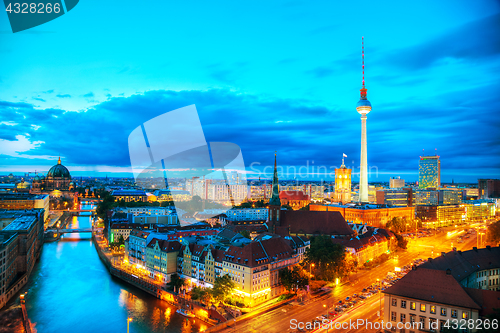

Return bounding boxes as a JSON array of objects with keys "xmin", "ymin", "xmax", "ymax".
[{"xmin": 418, "ymin": 155, "xmax": 441, "ymax": 189}]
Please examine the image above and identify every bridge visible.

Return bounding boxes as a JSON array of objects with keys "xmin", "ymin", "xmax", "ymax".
[
  {"xmin": 51, "ymin": 209, "xmax": 95, "ymax": 213},
  {"xmin": 58, "ymin": 228, "xmax": 92, "ymax": 233}
]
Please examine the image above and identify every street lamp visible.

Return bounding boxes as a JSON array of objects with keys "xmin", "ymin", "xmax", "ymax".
[
  {"xmin": 309, "ymin": 263, "xmax": 315, "ymax": 293},
  {"xmin": 127, "ymin": 317, "xmax": 132, "ymax": 333},
  {"xmin": 377, "ymin": 278, "xmax": 381, "ymax": 317}
]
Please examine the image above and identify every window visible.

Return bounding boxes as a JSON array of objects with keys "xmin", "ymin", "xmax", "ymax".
[
  {"xmin": 391, "ymin": 312, "xmax": 397, "ymax": 321},
  {"xmin": 420, "ymin": 304, "xmax": 426, "ymax": 312},
  {"xmin": 462, "ymin": 311, "xmax": 468, "ymax": 319},
  {"xmin": 392, "ymin": 298, "xmax": 397, "ymax": 307},
  {"xmin": 429, "ymin": 318, "xmax": 437, "ymax": 332},
  {"xmin": 439, "ymin": 320, "xmax": 446, "ymax": 332},
  {"xmin": 410, "ymin": 302, "xmax": 416, "ymax": 310},
  {"xmin": 420, "ymin": 317, "xmax": 426, "ymax": 328},
  {"xmin": 451, "ymin": 310, "xmax": 457, "ymax": 318},
  {"xmin": 440, "ymin": 308, "xmax": 446, "ymax": 316},
  {"xmin": 400, "ymin": 313, "xmax": 406, "ymax": 323},
  {"xmin": 410, "ymin": 314, "xmax": 416, "ymax": 323},
  {"xmin": 401, "ymin": 300, "xmax": 407, "ymax": 309}
]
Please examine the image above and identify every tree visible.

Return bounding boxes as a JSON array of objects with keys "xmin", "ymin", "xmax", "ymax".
[
  {"xmin": 487, "ymin": 220, "xmax": 500, "ymax": 244},
  {"xmin": 239, "ymin": 230, "xmax": 251, "ymax": 239},
  {"xmin": 281, "ymin": 204, "xmax": 294, "ymax": 211},
  {"xmin": 211, "ymin": 274, "xmax": 235, "ymax": 303},
  {"xmin": 394, "ymin": 234, "xmax": 408, "ymax": 250},
  {"xmin": 386, "ymin": 217, "xmax": 405, "ymax": 234},
  {"xmin": 303, "ymin": 235, "xmax": 356, "ymax": 281},
  {"xmin": 299, "ymin": 204, "xmax": 310, "ymax": 211},
  {"xmin": 190, "ymin": 286, "xmax": 212, "ymax": 304},
  {"xmin": 279, "ymin": 266, "xmax": 308, "ymax": 293},
  {"xmin": 167, "ymin": 273, "xmax": 185, "ymax": 293}
]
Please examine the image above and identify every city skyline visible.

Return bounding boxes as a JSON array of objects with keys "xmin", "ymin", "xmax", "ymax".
[{"xmin": 0, "ymin": 1, "xmax": 499, "ymax": 182}]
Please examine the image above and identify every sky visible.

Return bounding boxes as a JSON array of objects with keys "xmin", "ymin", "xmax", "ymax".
[{"xmin": 0, "ymin": 0, "xmax": 499, "ymax": 183}]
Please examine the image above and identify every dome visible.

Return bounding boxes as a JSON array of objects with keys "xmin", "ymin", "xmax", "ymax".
[
  {"xmin": 356, "ymin": 99, "xmax": 372, "ymax": 108},
  {"xmin": 17, "ymin": 181, "xmax": 31, "ymax": 189},
  {"xmin": 47, "ymin": 157, "xmax": 71, "ymax": 179},
  {"xmin": 356, "ymin": 99, "xmax": 372, "ymax": 114},
  {"xmin": 33, "ymin": 175, "xmax": 40, "ymax": 181}
]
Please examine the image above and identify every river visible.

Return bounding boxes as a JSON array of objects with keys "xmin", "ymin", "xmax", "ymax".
[{"xmin": 15, "ymin": 204, "xmax": 207, "ymax": 333}]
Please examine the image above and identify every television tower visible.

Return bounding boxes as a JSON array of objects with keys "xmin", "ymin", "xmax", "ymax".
[{"xmin": 356, "ymin": 37, "xmax": 372, "ymax": 203}]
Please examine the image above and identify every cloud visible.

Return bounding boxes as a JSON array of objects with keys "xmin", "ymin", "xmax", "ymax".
[
  {"xmin": 382, "ymin": 13, "xmax": 500, "ymax": 70},
  {"xmin": 43, "ymin": 89, "xmax": 55, "ymax": 94},
  {"xmin": 32, "ymin": 97, "xmax": 46, "ymax": 102},
  {"xmin": 83, "ymin": 92, "xmax": 94, "ymax": 98},
  {"xmin": 0, "ymin": 86, "xmax": 498, "ymax": 180},
  {"xmin": 56, "ymin": 94, "xmax": 71, "ymax": 98}
]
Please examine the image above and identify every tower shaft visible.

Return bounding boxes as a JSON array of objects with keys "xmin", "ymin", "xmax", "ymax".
[{"xmin": 359, "ymin": 115, "xmax": 368, "ymax": 202}]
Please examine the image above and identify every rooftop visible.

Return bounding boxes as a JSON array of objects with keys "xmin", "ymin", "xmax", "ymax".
[
  {"xmin": 383, "ymin": 267, "xmax": 480, "ymax": 309},
  {"xmin": 2, "ymin": 215, "xmax": 38, "ymax": 232}
]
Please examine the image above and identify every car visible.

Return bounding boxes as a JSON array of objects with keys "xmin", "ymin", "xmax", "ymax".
[
  {"xmin": 362, "ymin": 288, "xmax": 367, "ymax": 292},
  {"xmin": 345, "ymin": 297, "xmax": 350, "ymax": 301},
  {"xmin": 359, "ymin": 295, "xmax": 366, "ymax": 299}
]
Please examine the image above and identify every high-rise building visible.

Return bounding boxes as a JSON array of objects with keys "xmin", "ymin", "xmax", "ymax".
[
  {"xmin": 418, "ymin": 155, "xmax": 441, "ymax": 189},
  {"xmin": 356, "ymin": 37, "xmax": 371, "ymax": 203},
  {"xmin": 334, "ymin": 154, "xmax": 352, "ymax": 204},
  {"xmin": 389, "ymin": 177, "xmax": 405, "ymax": 188},
  {"xmin": 478, "ymin": 179, "xmax": 500, "ymax": 199}
]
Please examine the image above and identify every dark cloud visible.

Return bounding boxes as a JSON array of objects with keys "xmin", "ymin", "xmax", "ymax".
[
  {"xmin": 382, "ymin": 13, "xmax": 500, "ymax": 70},
  {"xmin": 0, "ymin": 87, "xmax": 498, "ymax": 181},
  {"xmin": 56, "ymin": 94, "xmax": 71, "ymax": 98}
]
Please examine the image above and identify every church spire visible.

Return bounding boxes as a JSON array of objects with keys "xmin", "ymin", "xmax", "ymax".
[
  {"xmin": 58, "ymin": 156, "xmax": 61, "ymax": 164},
  {"xmin": 269, "ymin": 151, "xmax": 281, "ymax": 206}
]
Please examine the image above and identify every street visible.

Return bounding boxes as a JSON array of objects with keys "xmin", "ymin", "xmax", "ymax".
[{"xmin": 215, "ymin": 225, "xmax": 487, "ymax": 333}]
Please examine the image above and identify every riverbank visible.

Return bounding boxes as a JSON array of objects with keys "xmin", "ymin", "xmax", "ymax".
[{"xmin": 92, "ymin": 232, "xmax": 216, "ymax": 328}]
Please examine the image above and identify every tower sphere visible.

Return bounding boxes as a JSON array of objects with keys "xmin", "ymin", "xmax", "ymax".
[{"xmin": 356, "ymin": 99, "xmax": 372, "ymax": 115}]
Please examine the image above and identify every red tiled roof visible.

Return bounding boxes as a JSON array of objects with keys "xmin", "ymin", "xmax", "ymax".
[
  {"xmin": 383, "ymin": 268, "xmax": 480, "ymax": 309},
  {"xmin": 464, "ymin": 288, "xmax": 500, "ymax": 317},
  {"xmin": 146, "ymin": 238, "xmax": 181, "ymax": 252},
  {"xmin": 279, "ymin": 191, "xmax": 309, "ymax": 201},
  {"xmin": 224, "ymin": 237, "xmax": 293, "ymax": 268},
  {"xmin": 278, "ymin": 210, "xmax": 354, "ymax": 236}
]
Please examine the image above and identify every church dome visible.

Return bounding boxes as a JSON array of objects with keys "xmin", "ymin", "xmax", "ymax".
[
  {"xmin": 47, "ymin": 157, "xmax": 71, "ymax": 179},
  {"xmin": 17, "ymin": 181, "xmax": 31, "ymax": 189}
]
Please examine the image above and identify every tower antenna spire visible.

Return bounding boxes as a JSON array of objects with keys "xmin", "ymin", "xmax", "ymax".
[
  {"xmin": 360, "ymin": 37, "xmax": 367, "ymax": 100},
  {"xmin": 362, "ymin": 36, "xmax": 365, "ymax": 89}
]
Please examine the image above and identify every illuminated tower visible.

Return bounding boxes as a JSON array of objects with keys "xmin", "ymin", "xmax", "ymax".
[
  {"xmin": 356, "ymin": 37, "xmax": 371, "ymax": 203},
  {"xmin": 334, "ymin": 154, "xmax": 352, "ymax": 204}
]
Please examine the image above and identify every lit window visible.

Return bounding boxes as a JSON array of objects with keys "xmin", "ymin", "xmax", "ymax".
[
  {"xmin": 430, "ymin": 305, "xmax": 436, "ymax": 314},
  {"xmin": 420, "ymin": 304, "xmax": 426, "ymax": 312},
  {"xmin": 410, "ymin": 302, "xmax": 416, "ymax": 310},
  {"xmin": 451, "ymin": 309, "xmax": 457, "ymax": 318},
  {"xmin": 440, "ymin": 308, "xmax": 446, "ymax": 316}
]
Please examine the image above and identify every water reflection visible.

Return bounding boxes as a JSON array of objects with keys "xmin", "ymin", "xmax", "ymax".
[{"xmin": 15, "ymin": 210, "xmax": 206, "ymax": 333}]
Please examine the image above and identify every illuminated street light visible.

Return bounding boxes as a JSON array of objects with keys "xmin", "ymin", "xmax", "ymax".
[{"xmin": 127, "ymin": 317, "xmax": 132, "ymax": 333}]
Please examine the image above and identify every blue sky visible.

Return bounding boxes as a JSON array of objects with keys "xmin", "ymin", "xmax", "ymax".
[{"xmin": 0, "ymin": 0, "xmax": 499, "ymax": 182}]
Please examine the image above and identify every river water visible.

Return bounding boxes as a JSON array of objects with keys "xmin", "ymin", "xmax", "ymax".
[{"xmin": 15, "ymin": 204, "xmax": 207, "ymax": 333}]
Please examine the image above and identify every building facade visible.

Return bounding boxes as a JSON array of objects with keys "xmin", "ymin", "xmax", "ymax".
[
  {"xmin": 334, "ymin": 161, "xmax": 352, "ymax": 204},
  {"xmin": 310, "ymin": 204, "xmax": 415, "ymax": 228},
  {"xmin": 418, "ymin": 155, "xmax": 441, "ymax": 189}
]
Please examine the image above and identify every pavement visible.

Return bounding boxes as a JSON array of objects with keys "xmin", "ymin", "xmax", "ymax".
[{"xmin": 214, "ymin": 225, "xmax": 487, "ymax": 333}]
